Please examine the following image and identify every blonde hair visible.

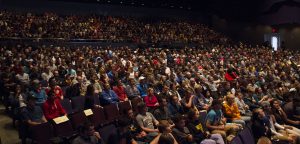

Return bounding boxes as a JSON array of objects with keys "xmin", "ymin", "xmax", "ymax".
[{"xmin": 257, "ymin": 137, "xmax": 271, "ymax": 144}]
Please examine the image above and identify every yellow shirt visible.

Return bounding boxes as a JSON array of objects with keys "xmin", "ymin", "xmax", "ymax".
[{"xmin": 223, "ymin": 102, "xmax": 241, "ymax": 120}]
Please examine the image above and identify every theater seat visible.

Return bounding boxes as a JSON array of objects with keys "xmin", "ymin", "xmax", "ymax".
[
  {"xmin": 231, "ymin": 135, "xmax": 243, "ymax": 144},
  {"xmin": 104, "ymin": 103, "xmax": 119, "ymax": 123},
  {"xmin": 118, "ymin": 101, "xmax": 131, "ymax": 116},
  {"xmin": 239, "ymin": 127, "xmax": 255, "ymax": 144},
  {"xmin": 71, "ymin": 96, "xmax": 85, "ymax": 113},
  {"xmin": 60, "ymin": 99, "xmax": 73, "ymax": 115},
  {"xmin": 70, "ymin": 111, "xmax": 88, "ymax": 130},
  {"xmin": 31, "ymin": 122, "xmax": 54, "ymax": 144},
  {"xmin": 90, "ymin": 107, "xmax": 108, "ymax": 128},
  {"xmin": 99, "ymin": 124, "xmax": 117, "ymax": 143}
]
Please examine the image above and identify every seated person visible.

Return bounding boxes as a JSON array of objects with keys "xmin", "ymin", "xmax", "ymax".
[
  {"xmin": 84, "ymin": 84, "xmax": 102, "ymax": 109},
  {"xmin": 171, "ymin": 115, "xmax": 197, "ymax": 144},
  {"xmin": 284, "ymin": 96, "xmax": 300, "ymax": 121},
  {"xmin": 168, "ymin": 95, "xmax": 184, "ymax": 117},
  {"xmin": 136, "ymin": 102, "xmax": 159, "ymax": 138},
  {"xmin": 150, "ymin": 120, "xmax": 178, "ymax": 144},
  {"xmin": 72, "ymin": 121, "xmax": 104, "ymax": 144},
  {"xmin": 271, "ymin": 99, "xmax": 300, "ymax": 127},
  {"xmin": 20, "ymin": 95, "xmax": 47, "ymax": 143},
  {"xmin": 100, "ymin": 83, "xmax": 119, "ymax": 105},
  {"xmin": 108, "ymin": 118, "xmax": 138, "ymax": 144},
  {"xmin": 144, "ymin": 88, "xmax": 159, "ymax": 111},
  {"xmin": 206, "ymin": 100, "xmax": 241, "ymax": 141},
  {"xmin": 262, "ymin": 102, "xmax": 300, "ymax": 143},
  {"xmin": 126, "ymin": 109, "xmax": 148, "ymax": 142},
  {"xmin": 235, "ymin": 92, "xmax": 251, "ymax": 116},
  {"xmin": 113, "ymin": 80, "xmax": 128, "ymax": 102},
  {"xmin": 30, "ymin": 79, "xmax": 47, "ymax": 105},
  {"xmin": 187, "ymin": 109, "xmax": 225, "ymax": 144},
  {"xmin": 153, "ymin": 97, "xmax": 172, "ymax": 121},
  {"xmin": 42, "ymin": 90, "xmax": 66, "ymax": 120},
  {"xmin": 223, "ymin": 93, "xmax": 250, "ymax": 126}
]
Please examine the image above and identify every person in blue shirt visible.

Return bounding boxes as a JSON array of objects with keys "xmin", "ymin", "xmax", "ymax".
[
  {"xmin": 136, "ymin": 76, "xmax": 148, "ymax": 97},
  {"xmin": 100, "ymin": 83, "xmax": 119, "ymax": 105},
  {"xmin": 30, "ymin": 79, "xmax": 47, "ymax": 105}
]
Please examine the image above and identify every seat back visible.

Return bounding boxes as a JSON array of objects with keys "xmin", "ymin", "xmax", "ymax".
[
  {"xmin": 70, "ymin": 111, "xmax": 88, "ymax": 130},
  {"xmin": 53, "ymin": 120, "xmax": 74, "ymax": 138},
  {"xmin": 104, "ymin": 104, "xmax": 119, "ymax": 123},
  {"xmin": 93, "ymin": 95, "xmax": 101, "ymax": 106},
  {"xmin": 239, "ymin": 127, "xmax": 255, "ymax": 144},
  {"xmin": 231, "ymin": 135, "xmax": 243, "ymax": 144},
  {"xmin": 90, "ymin": 107, "xmax": 107, "ymax": 127},
  {"xmin": 71, "ymin": 96, "xmax": 85, "ymax": 113},
  {"xmin": 31, "ymin": 122, "xmax": 54, "ymax": 144},
  {"xmin": 60, "ymin": 99, "xmax": 73, "ymax": 115},
  {"xmin": 130, "ymin": 97, "xmax": 143, "ymax": 112},
  {"xmin": 118, "ymin": 101, "xmax": 131, "ymax": 116},
  {"xmin": 99, "ymin": 124, "xmax": 117, "ymax": 143}
]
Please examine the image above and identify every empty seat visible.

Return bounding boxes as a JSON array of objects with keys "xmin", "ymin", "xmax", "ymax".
[
  {"xmin": 31, "ymin": 122, "xmax": 54, "ymax": 144},
  {"xmin": 90, "ymin": 107, "xmax": 107, "ymax": 128},
  {"xmin": 71, "ymin": 96, "xmax": 85, "ymax": 113},
  {"xmin": 239, "ymin": 127, "xmax": 255, "ymax": 144},
  {"xmin": 104, "ymin": 104, "xmax": 119, "ymax": 123},
  {"xmin": 118, "ymin": 101, "xmax": 131, "ymax": 116},
  {"xmin": 60, "ymin": 99, "xmax": 73, "ymax": 115},
  {"xmin": 53, "ymin": 120, "xmax": 75, "ymax": 139},
  {"xmin": 70, "ymin": 111, "xmax": 88, "ymax": 130}
]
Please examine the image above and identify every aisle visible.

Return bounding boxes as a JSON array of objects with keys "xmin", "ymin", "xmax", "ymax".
[{"xmin": 0, "ymin": 105, "xmax": 20, "ymax": 144}]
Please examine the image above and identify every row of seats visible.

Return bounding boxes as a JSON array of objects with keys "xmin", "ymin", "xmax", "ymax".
[
  {"xmin": 59, "ymin": 95, "xmax": 143, "ymax": 115},
  {"xmin": 23, "ymin": 97, "xmax": 143, "ymax": 144}
]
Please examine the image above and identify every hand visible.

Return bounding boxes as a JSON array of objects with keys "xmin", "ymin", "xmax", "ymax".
[
  {"xmin": 94, "ymin": 132, "xmax": 101, "ymax": 140},
  {"xmin": 284, "ymin": 126, "xmax": 293, "ymax": 130},
  {"xmin": 218, "ymin": 125, "xmax": 225, "ymax": 130}
]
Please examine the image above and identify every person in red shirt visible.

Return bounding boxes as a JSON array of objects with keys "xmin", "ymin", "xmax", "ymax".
[
  {"xmin": 144, "ymin": 88, "xmax": 159, "ymax": 111},
  {"xmin": 46, "ymin": 77, "xmax": 64, "ymax": 100},
  {"xmin": 224, "ymin": 68, "xmax": 238, "ymax": 81},
  {"xmin": 113, "ymin": 80, "xmax": 128, "ymax": 102},
  {"xmin": 42, "ymin": 90, "xmax": 66, "ymax": 120}
]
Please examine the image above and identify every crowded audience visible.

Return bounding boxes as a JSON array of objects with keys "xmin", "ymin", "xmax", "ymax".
[{"xmin": 1, "ymin": 10, "xmax": 300, "ymax": 144}]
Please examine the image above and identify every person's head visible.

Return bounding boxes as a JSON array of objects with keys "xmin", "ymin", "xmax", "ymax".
[
  {"xmin": 137, "ymin": 102, "xmax": 147, "ymax": 114},
  {"xmin": 129, "ymin": 78, "xmax": 135, "ymax": 86},
  {"xmin": 158, "ymin": 133, "xmax": 175, "ymax": 144},
  {"xmin": 86, "ymin": 84, "xmax": 95, "ymax": 96},
  {"xmin": 170, "ymin": 94, "xmax": 179, "ymax": 104},
  {"xmin": 27, "ymin": 94, "xmax": 37, "ymax": 108},
  {"xmin": 261, "ymin": 102, "xmax": 272, "ymax": 114},
  {"xmin": 32, "ymin": 80, "xmax": 41, "ymax": 90},
  {"xmin": 117, "ymin": 79, "xmax": 123, "ymax": 86},
  {"xmin": 162, "ymin": 85, "xmax": 169, "ymax": 92},
  {"xmin": 270, "ymin": 99, "xmax": 281, "ymax": 110},
  {"xmin": 158, "ymin": 120, "xmax": 172, "ymax": 133},
  {"xmin": 257, "ymin": 137, "xmax": 272, "ymax": 144},
  {"xmin": 77, "ymin": 76, "xmax": 83, "ymax": 84},
  {"xmin": 172, "ymin": 115, "xmax": 185, "ymax": 129},
  {"xmin": 187, "ymin": 109, "xmax": 200, "ymax": 121},
  {"xmin": 126, "ymin": 109, "xmax": 134, "ymax": 119},
  {"xmin": 53, "ymin": 70, "xmax": 59, "ymax": 77},
  {"xmin": 252, "ymin": 108, "xmax": 266, "ymax": 121},
  {"xmin": 103, "ymin": 83, "xmax": 111, "ymax": 90},
  {"xmin": 158, "ymin": 97, "xmax": 168, "ymax": 108},
  {"xmin": 236, "ymin": 92, "xmax": 243, "ymax": 99},
  {"xmin": 226, "ymin": 94, "xmax": 235, "ymax": 105},
  {"xmin": 211, "ymin": 99, "xmax": 222, "ymax": 110},
  {"xmin": 48, "ymin": 77, "xmax": 57, "ymax": 87},
  {"xmin": 78, "ymin": 121, "xmax": 96, "ymax": 138},
  {"xmin": 47, "ymin": 90, "xmax": 56, "ymax": 101}
]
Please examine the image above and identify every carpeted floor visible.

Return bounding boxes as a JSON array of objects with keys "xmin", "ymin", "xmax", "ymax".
[{"xmin": 0, "ymin": 105, "xmax": 20, "ymax": 144}]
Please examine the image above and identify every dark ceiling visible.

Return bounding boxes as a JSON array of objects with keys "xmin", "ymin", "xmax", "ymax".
[{"xmin": 51, "ymin": 0, "xmax": 300, "ymax": 21}]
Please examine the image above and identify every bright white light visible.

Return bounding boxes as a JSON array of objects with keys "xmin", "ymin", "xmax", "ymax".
[{"xmin": 272, "ymin": 36, "xmax": 278, "ymax": 51}]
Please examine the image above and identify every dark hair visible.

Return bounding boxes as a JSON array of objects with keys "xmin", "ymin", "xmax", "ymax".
[
  {"xmin": 118, "ymin": 118, "xmax": 130, "ymax": 127},
  {"xmin": 157, "ymin": 120, "xmax": 170, "ymax": 133},
  {"xmin": 85, "ymin": 84, "xmax": 95, "ymax": 96},
  {"xmin": 137, "ymin": 102, "xmax": 146, "ymax": 110},
  {"xmin": 172, "ymin": 114, "xmax": 184, "ymax": 124},
  {"xmin": 157, "ymin": 97, "xmax": 167, "ymax": 104},
  {"xmin": 158, "ymin": 133, "xmax": 175, "ymax": 144},
  {"xmin": 211, "ymin": 99, "xmax": 222, "ymax": 107},
  {"xmin": 187, "ymin": 109, "xmax": 197, "ymax": 120}
]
